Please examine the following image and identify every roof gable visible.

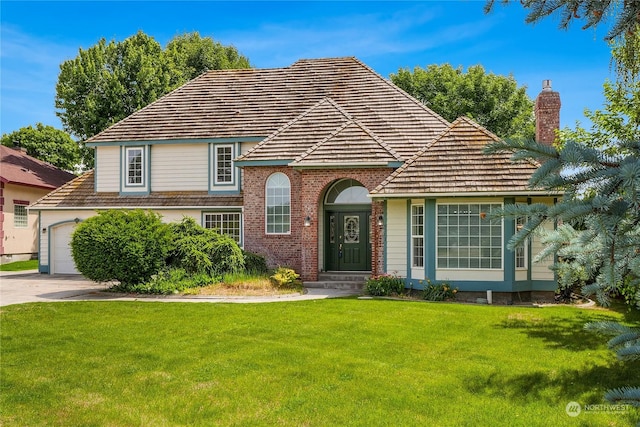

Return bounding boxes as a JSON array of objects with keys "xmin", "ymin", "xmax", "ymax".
[
  {"xmin": 0, "ymin": 145, "xmax": 76, "ymax": 190},
  {"xmin": 371, "ymin": 117, "xmax": 540, "ymax": 196}
]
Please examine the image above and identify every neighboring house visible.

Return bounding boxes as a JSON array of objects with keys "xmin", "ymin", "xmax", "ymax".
[
  {"xmin": 0, "ymin": 145, "xmax": 75, "ymax": 263},
  {"xmin": 30, "ymin": 57, "xmax": 562, "ymax": 301}
]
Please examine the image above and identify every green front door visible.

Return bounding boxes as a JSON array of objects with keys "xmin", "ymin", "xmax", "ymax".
[{"xmin": 326, "ymin": 210, "xmax": 371, "ymax": 271}]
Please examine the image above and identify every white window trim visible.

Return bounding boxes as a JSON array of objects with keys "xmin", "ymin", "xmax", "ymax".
[
  {"xmin": 265, "ymin": 172, "xmax": 291, "ymax": 235},
  {"xmin": 515, "ymin": 216, "xmax": 528, "ymax": 270},
  {"xmin": 14, "ymin": 203, "xmax": 28, "ymax": 228},
  {"xmin": 203, "ymin": 211, "xmax": 243, "ymax": 246},
  {"xmin": 411, "ymin": 204, "xmax": 424, "ymax": 268},
  {"xmin": 435, "ymin": 202, "xmax": 504, "ymax": 270},
  {"xmin": 213, "ymin": 144, "xmax": 235, "ymax": 185},
  {"xmin": 125, "ymin": 146, "xmax": 145, "ymax": 187}
]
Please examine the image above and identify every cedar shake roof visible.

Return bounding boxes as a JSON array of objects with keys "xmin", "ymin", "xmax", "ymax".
[
  {"xmin": 371, "ymin": 117, "xmax": 541, "ymax": 196},
  {"xmin": 0, "ymin": 145, "xmax": 76, "ymax": 190},
  {"xmin": 29, "ymin": 171, "xmax": 242, "ymax": 210},
  {"xmin": 238, "ymin": 97, "xmax": 402, "ymax": 166},
  {"xmin": 87, "ymin": 57, "xmax": 450, "ymax": 160}
]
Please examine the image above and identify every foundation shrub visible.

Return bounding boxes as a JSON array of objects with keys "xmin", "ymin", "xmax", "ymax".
[{"xmin": 365, "ymin": 274, "xmax": 405, "ymax": 296}]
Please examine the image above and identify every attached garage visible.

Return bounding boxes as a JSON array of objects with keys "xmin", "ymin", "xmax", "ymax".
[{"xmin": 50, "ymin": 222, "xmax": 79, "ymax": 274}]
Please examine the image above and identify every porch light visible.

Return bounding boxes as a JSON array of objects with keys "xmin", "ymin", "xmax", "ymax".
[
  {"xmin": 42, "ymin": 227, "xmax": 47, "ymax": 234},
  {"xmin": 377, "ymin": 215, "xmax": 384, "ymax": 227},
  {"xmin": 304, "ymin": 216, "xmax": 311, "ymax": 227}
]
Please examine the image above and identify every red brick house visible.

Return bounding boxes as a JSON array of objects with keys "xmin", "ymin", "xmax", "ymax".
[{"xmin": 30, "ymin": 57, "xmax": 561, "ymax": 301}]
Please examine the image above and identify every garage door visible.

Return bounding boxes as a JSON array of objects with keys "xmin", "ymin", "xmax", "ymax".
[{"xmin": 51, "ymin": 222, "xmax": 79, "ymax": 274}]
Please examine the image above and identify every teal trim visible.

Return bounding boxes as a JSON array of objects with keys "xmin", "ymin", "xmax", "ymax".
[
  {"xmin": 46, "ymin": 219, "xmax": 83, "ymax": 275},
  {"xmin": 425, "ymin": 199, "xmax": 436, "ymax": 281},
  {"xmin": 388, "ymin": 161, "xmax": 404, "ymax": 168},
  {"xmin": 37, "ymin": 211, "xmax": 43, "ymax": 273},
  {"xmin": 40, "ymin": 265, "xmax": 50, "ymax": 274},
  {"xmin": 527, "ymin": 197, "xmax": 532, "ymax": 282},
  {"xmin": 209, "ymin": 143, "xmax": 240, "ymax": 191},
  {"xmin": 406, "ymin": 200, "xmax": 412, "ymax": 280},
  {"xmin": 119, "ymin": 145, "xmax": 150, "ymax": 195},
  {"xmin": 235, "ymin": 160, "xmax": 291, "ymax": 167},
  {"xmin": 382, "ymin": 200, "xmax": 387, "ymax": 272},
  {"xmin": 86, "ymin": 136, "xmax": 265, "ymax": 147},
  {"xmin": 503, "ymin": 197, "xmax": 515, "ymax": 286}
]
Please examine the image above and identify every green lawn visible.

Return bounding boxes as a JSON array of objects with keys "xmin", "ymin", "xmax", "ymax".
[
  {"xmin": 0, "ymin": 259, "xmax": 38, "ymax": 272},
  {"xmin": 1, "ymin": 300, "xmax": 638, "ymax": 426}
]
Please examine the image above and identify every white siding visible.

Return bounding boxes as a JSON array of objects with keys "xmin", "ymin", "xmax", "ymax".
[
  {"xmin": 385, "ymin": 199, "xmax": 407, "ymax": 277},
  {"xmin": 152, "ymin": 144, "xmax": 208, "ymax": 191},
  {"xmin": 95, "ymin": 146, "xmax": 119, "ymax": 192}
]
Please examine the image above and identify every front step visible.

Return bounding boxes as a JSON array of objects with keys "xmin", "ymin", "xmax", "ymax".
[{"xmin": 304, "ymin": 272, "xmax": 370, "ymax": 290}]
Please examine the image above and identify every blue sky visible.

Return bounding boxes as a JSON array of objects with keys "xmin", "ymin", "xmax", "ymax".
[{"xmin": 1, "ymin": 1, "xmax": 615, "ymax": 137}]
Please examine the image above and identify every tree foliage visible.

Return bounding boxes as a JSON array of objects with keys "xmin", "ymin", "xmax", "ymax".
[
  {"xmin": 1, "ymin": 123, "xmax": 80, "ymax": 172},
  {"xmin": 391, "ymin": 64, "xmax": 534, "ymax": 140},
  {"xmin": 167, "ymin": 217, "xmax": 245, "ymax": 276},
  {"xmin": 71, "ymin": 210, "xmax": 172, "ymax": 285},
  {"xmin": 55, "ymin": 31, "xmax": 251, "ymax": 168},
  {"xmin": 558, "ymin": 79, "xmax": 640, "ymax": 155}
]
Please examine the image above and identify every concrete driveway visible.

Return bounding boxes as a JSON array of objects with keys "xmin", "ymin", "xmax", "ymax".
[
  {"xmin": 0, "ymin": 271, "xmax": 110, "ymax": 306},
  {"xmin": 0, "ymin": 271, "xmax": 358, "ymax": 307}
]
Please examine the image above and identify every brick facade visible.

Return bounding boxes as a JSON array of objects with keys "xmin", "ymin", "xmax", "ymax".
[{"xmin": 242, "ymin": 166, "xmax": 393, "ymax": 281}]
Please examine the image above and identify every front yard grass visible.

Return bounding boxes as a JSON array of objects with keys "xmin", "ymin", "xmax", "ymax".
[
  {"xmin": 1, "ymin": 300, "xmax": 638, "ymax": 426},
  {"xmin": 0, "ymin": 259, "xmax": 38, "ymax": 272}
]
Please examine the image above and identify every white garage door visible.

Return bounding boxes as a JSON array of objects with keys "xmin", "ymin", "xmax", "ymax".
[{"xmin": 51, "ymin": 223, "xmax": 79, "ymax": 274}]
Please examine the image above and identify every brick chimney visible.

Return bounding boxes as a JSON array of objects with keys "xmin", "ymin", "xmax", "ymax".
[{"xmin": 535, "ymin": 79, "xmax": 561, "ymax": 145}]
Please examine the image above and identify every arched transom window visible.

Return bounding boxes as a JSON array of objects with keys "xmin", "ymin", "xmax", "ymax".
[
  {"xmin": 325, "ymin": 179, "xmax": 370, "ymax": 205},
  {"xmin": 266, "ymin": 172, "xmax": 291, "ymax": 234}
]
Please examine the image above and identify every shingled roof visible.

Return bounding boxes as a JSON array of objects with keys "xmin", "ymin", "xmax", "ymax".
[
  {"xmin": 30, "ymin": 171, "xmax": 242, "ymax": 210},
  {"xmin": 238, "ymin": 97, "xmax": 402, "ymax": 166},
  {"xmin": 371, "ymin": 117, "xmax": 545, "ymax": 197},
  {"xmin": 87, "ymin": 57, "xmax": 449, "ymax": 160},
  {"xmin": 0, "ymin": 145, "xmax": 76, "ymax": 190}
]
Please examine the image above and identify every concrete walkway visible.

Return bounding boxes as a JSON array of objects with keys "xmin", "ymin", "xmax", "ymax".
[{"xmin": 0, "ymin": 271, "xmax": 360, "ymax": 307}]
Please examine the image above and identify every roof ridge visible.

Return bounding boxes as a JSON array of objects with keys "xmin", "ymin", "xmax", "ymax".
[
  {"xmin": 352, "ymin": 58, "xmax": 451, "ymax": 128},
  {"xmin": 236, "ymin": 97, "xmax": 338, "ymax": 162},
  {"xmin": 451, "ymin": 116, "xmax": 502, "ymax": 142}
]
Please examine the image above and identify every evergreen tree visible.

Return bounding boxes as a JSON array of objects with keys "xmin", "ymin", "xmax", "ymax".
[{"xmin": 484, "ymin": 83, "xmax": 640, "ymax": 408}]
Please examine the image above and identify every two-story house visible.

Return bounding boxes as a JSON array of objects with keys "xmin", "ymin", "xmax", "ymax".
[{"xmin": 30, "ymin": 57, "xmax": 560, "ymax": 302}]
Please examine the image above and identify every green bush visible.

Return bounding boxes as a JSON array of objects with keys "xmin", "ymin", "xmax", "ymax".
[
  {"xmin": 111, "ymin": 268, "xmax": 219, "ymax": 295},
  {"xmin": 243, "ymin": 251, "xmax": 268, "ymax": 274},
  {"xmin": 71, "ymin": 210, "xmax": 172, "ymax": 285},
  {"xmin": 422, "ymin": 281, "xmax": 458, "ymax": 301},
  {"xmin": 270, "ymin": 267, "xmax": 301, "ymax": 289},
  {"xmin": 168, "ymin": 217, "xmax": 244, "ymax": 275},
  {"xmin": 365, "ymin": 274, "xmax": 405, "ymax": 296}
]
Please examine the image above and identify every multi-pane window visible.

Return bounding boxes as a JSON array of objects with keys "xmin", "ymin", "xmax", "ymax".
[
  {"xmin": 204, "ymin": 212, "xmax": 242, "ymax": 244},
  {"xmin": 437, "ymin": 203, "xmax": 502, "ymax": 269},
  {"xmin": 412, "ymin": 204, "xmax": 424, "ymax": 267},
  {"xmin": 515, "ymin": 216, "xmax": 528, "ymax": 269},
  {"xmin": 14, "ymin": 203, "xmax": 28, "ymax": 228},
  {"xmin": 126, "ymin": 147, "xmax": 144, "ymax": 186},
  {"xmin": 215, "ymin": 145, "xmax": 233, "ymax": 184},
  {"xmin": 266, "ymin": 172, "xmax": 290, "ymax": 234}
]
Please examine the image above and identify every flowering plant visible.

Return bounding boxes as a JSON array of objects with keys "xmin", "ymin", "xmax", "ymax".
[{"xmin": 422, "ymin": 280, "xmax": 458, "ymax": 301}]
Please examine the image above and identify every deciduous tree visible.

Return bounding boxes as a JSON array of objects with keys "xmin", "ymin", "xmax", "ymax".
[
  {"xmin": 1, "ymin": 123, "xmax": 80, "ymax": 172},
  {"xmin": 391, "ymin": 64, "xmax": 534, "ymax": 140}
]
